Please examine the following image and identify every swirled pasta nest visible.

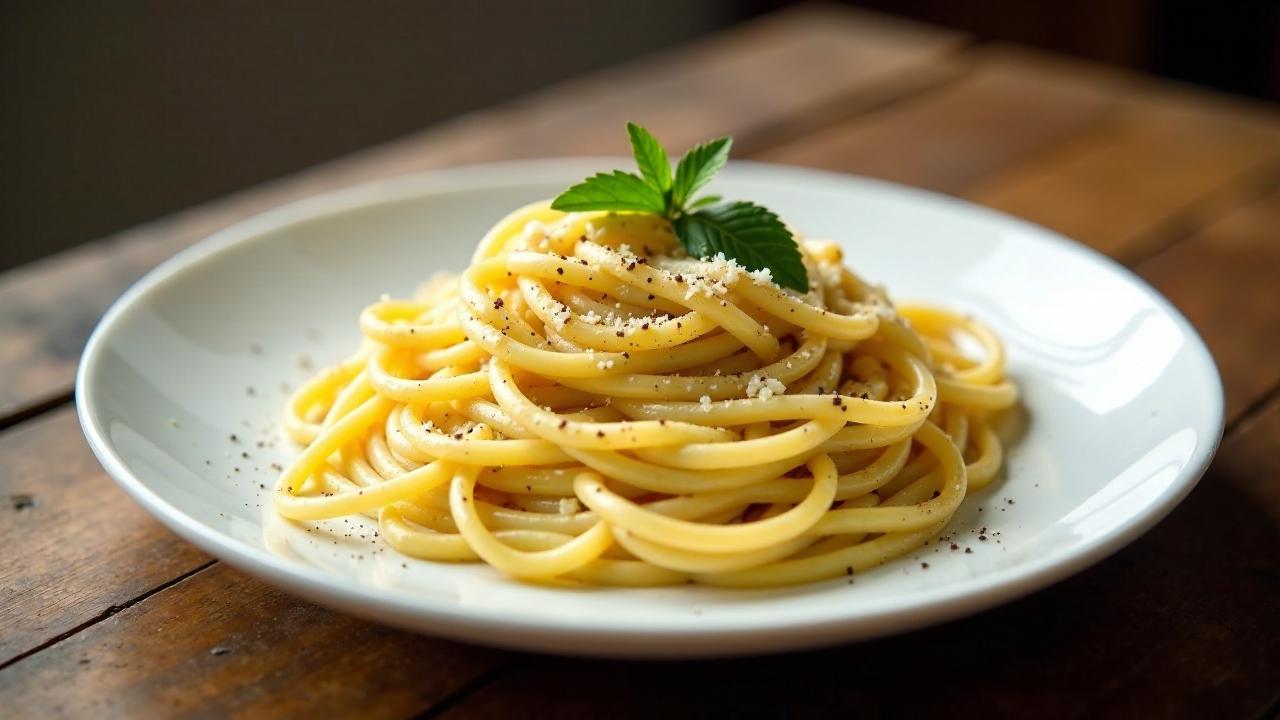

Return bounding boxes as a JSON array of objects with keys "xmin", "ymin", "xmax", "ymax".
[{"xmin": 275, "ymin": 202, "xmax": 1017, "ymax": 587}]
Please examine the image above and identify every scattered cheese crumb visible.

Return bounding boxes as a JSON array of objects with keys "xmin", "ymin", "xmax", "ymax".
[
  {"xmin": 551, "ymin": 305, "xmax": 572, "ymax": 329},
  {"xmin": 745, "ymin": 374, "xmax": 787, "ymax": 401},
  {"xmin": 558, "ymin": 497, "xmax": 581, "ymax": 515},
  {"xmin": 699, "ymin": 395, "xmax": 712, "ymax": 411}
]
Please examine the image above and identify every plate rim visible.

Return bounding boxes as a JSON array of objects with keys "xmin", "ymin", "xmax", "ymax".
[{"xmin": 75, "ymin": 157, "xmax": 1225, "ymax": 657}]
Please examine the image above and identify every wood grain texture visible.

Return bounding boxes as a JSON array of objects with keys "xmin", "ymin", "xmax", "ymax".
[
  {"xmin": 967, "ymin": 48, "xmax": 1280, "ymax": 264},
  {"xmin": 762, "ymin": 45, "xmax": 1280, "ymax": 265},
  {"xmin": 757, "ymin": 47, "xmax": 1121, "ymax": 193},
  {"xmin": 0, "ymin": 408, "xmax": 210, "ymax": 664},
  {"xmin": 432, "ymin": 133, "xmax": 1280, "ymax": 716},
  {"xmin": 2, "ymin": 4, "xmax": 1279, "ymax": 717},
  {"xmin": 0, "ymin": 3, "xmax": 966, "ymax": 422},
  {"xmin": 1214, "ymin": 394, "xmax": 1280, "ymax": 526},
  {"xmin": 0, "ymin": 564, "xmax": 508, "ymax": 719},
  {"xmin": 0, "ymin": 4, "xmax": 967, "ymax": 710},
  {"xmin": 1137, "ymin": 187, "xmax": 1280, "ymax": 422},
  {"xmin": 434, "ymin": 399, "xmax": 1280, "ymax": 720}
]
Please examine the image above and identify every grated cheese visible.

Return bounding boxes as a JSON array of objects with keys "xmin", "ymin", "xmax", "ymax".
[{"xmin": 745, "ymin": 374, "xmax": 787, "ymax": 401}]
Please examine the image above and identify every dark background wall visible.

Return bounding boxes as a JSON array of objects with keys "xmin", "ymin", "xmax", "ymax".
[{"xmin": 4, "ymin": 0, "xmax": 1278, "ymax": 272}]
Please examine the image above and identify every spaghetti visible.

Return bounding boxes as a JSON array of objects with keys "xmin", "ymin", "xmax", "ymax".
[{"xmin": 274, "ymin": 201, "xmax": 1017, "ymax": 587}]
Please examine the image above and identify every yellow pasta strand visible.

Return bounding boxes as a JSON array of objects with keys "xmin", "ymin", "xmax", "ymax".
[{"xmin": 275, "ymin": 201, "xmax": 1018, "ymax": 587}]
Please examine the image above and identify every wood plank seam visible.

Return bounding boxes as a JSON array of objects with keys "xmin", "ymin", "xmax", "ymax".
[
  {"xmin": 1226, "ymin": 380, "xmax": 1280, "ymax": 438},
  {"xmin": 0, "ymin": 59, "xmax": 982, "ymax": 661},
  {"xmin": 0, "ymin": 559, "xmax": 216, "ymax": 672},
  {"xmin": 396, "ymin": 385, "xmax": 1280, "ymax": 718},
  {"xmin": 412, "ymin": 658, "xmax": 527, "ymax": 720},
  {"xmin": 0, "ymin": 65, "xmax": 975, "ymax": 435},
  {"xmin": 1, "ymin": 113, "xmax": 1262, "ymax": 437},
  {"xmin": 0, "ymin": 390, "xmax": 73, "ymax": 434},
  {"xmin": 9, "ymin": 147, "xmax": 1275, "ymax": 673},
  {"xmin": 9, "ymin": 382, "xmax": 1273, "ymax": 697},
  {"xmin": 1115, "ymin": 159, "xmax": 1280, "ymax": 267},
  {"xmin": 0, "ymin": 7, "xmax": 979, "ymax": 687},
  {"xmin": 732, "ymin": 52, "xmax": 974, "ymax": 158},
  {"xmin": 0, "ymin": 62, "xmax": 973, "ymax": 435},
  {"xmin": 927, "ymin": 87, "xmax": 1280, "ymax": 270},
  {"xmin": 0, "ymin": 2, "xmax": 971, "ymax": 424},
  {"xmin": 2, "ymin": 13, "xmax": 1276, "ymax": 710},
  {"xmin": 368, "ymin": 396, "xmax": 1280, "ymax": 718},
  {"xmin": 7, "ymin": 79, "xmax": 1277, "ymax": 671}
]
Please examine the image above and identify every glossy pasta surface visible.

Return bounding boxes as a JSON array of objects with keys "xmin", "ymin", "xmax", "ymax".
[{"xmin": 275, "ymin": 202, "xmax": 1017, "ymax": 587}]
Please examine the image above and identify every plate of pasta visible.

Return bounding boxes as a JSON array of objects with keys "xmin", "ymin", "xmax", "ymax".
[{"xmin": 77, "ymin": 126, "xmax": 1222, "ymax": 657}]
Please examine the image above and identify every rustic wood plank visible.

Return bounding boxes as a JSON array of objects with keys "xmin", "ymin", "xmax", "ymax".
[
  {"xmin": 0, "ymin": 408, "xmax": 211, "ymax": 664},
  {"xmin": 1136, "ymin": 188, "xmax": 1280, "ymax": 423},
  {"xmin": 0, "ymin": 563, "xmax": 509, "ymax": 719},
  {"xmin": 763, "ymin": 43, "xmax": 1280, "ymax": 422},
  {"xmin": 1215, "ymin": 394, "xmax": 1280, "ymax": 526},
  {"xmin": 434, "ymin": 399, "xmax": 1280, "ymax": 720},
  {"xmin": 416, "ymin": 171, "xmax": 1280, "ymax": 714},
  {"xmin": 761, "ymin": 45, "xmax": 1280, "ymax": 265},
  {"xmin": 2, "ymin": 188, "xmax": 1269, "ymax": 702},
  {"xmin": 2, "ymin": 9, "xmax": 1277, "ymax": 717},
  {"xmin": 356, "ymin": 3, "xmax": 966, "ymax": 165},
  {"xmin": 966, "ymin": 48, "xmax": 1280, "ymax": 264},
  {"xmin": 757, "ymin": 46, "xmax": 1121, "ymax": 193},
  {"xmin": 0, "ymin": 2, "xmax": 967, "ymax": 706},
  {"xmin": 429, "ymin": 46, "xmax": 1280, "ymax": 717},
  {"xmin": 0, "ymin": 3, "xmax": 966, "ymax": 421}
]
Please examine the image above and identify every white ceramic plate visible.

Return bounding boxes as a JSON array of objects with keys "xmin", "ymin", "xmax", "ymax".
[{"xmin": 77, "ymin": 159, "xmax": 1223, "ymax": 658}]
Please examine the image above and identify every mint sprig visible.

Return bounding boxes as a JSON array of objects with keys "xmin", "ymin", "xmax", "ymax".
[
  {"xmin": 550, "ymin": 123, "xmax": 809, "ymax": 292},
  {"xmin": 672, "ymin": 135, "xmax": 731, "ymax": 208},
  {"xmin": 675, "ymin": 202, "xmax": 808, "ymax": 292},
  {"xmin": 627, "ymin": 122, "xmax": 672, "ymax": 194},
  {"xmin": 550, "ymin": 170, "xmax": 666, "ymax": 214}
]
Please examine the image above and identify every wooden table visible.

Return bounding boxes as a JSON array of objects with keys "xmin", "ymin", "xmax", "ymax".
[{"xmin": 2, "ymin": 5, "xmax": 1277, "ymax": 717}]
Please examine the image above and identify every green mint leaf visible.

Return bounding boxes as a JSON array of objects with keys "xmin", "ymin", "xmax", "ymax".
[
  {"xmin": 550, "ymin": 170, "xmax": 667, "ymax": 214},
  {"xmin": 672, "ymin": 136, "xmax": 731, "ymax": 208},
  {"xmin": 626, "ymin": 122, "xmax": 672, "ymax": 196},
  {"xmin": 553, "ymin": 125, "xmax": 806, "ymax": 292},
  {"xmin": 674, "ymin": 201, "xmax": 809, "ymax": 292},
  {"xmin": 685, "ymin": 194, "xmax": 721, "ymax": 210}
]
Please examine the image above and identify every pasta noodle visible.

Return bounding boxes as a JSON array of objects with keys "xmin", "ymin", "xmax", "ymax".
[{"xmin": 274, "ymin": 201, "xmax": 1018, "ymax": 587}]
